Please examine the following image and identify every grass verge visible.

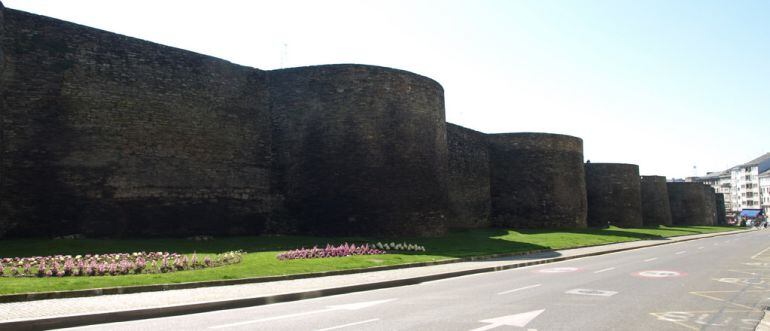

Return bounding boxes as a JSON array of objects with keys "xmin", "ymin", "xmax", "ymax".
[{"xmin": 0, "ymin": 225, "xmax": 742, "ymax": 295}]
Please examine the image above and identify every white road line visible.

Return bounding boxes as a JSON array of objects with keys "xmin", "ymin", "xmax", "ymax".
[
  {"xmin": 498, "ymin": 284, "xmax": 542, "ymax": 295},
  {"xmin": 751, "ymin": 246, "xmax": 770, "ymax": 260},
  {"xmin": 422, "ymin": 273, "xmax": 490, "ymax": 284},
  {"xmin": 594, "ymin": 267, "xmax": 616, "ymax": 273},
  {"xmin": 698, "ymin": 247, "xmax": 705, "ymax": 249},
  {"xmin": 644, "ymin": 258, "xmax": 658, "ymax": 262},
  {"xmin": 565, "ymin": 288, "xmax": 618, "ymax": 297},
  {"xmin": 675, "ymin": 251, "xmax": 687, "ymax": 255},
  {"xmin": 315, "ymin": 318, "xmax": 380, "ymax": 331},
  {"xmin": 209, "ymin": 299, "xmax": 393, "ymax": 329},
  {"xmin": 209, "ymin": 309, "xmax": 332, "ymax": 328}
]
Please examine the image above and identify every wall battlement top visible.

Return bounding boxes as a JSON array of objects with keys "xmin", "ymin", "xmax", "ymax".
[
  {"xmin": 487, "ymin": 132, "xmax": 583, "ymax": 153},
  {"xmin": 268, "ymin": 63, "xmax": 443, "ymax": 92}
]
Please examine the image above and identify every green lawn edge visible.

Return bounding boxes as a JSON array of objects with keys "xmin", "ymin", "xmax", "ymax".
[{"xmin": 0, "ymin": 225, "xmax": 744, "ymax": 295}]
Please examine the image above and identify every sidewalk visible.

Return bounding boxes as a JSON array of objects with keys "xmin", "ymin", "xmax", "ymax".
[{"xmin": 0, "ymin": 230, "xmax": 748, "ymax": 330}]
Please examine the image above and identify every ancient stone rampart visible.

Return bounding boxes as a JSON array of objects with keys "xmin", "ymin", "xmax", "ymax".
[
  {"xmin": 667, "ymin": 182, "xmax": 715, "ymax": 226},
  {"xmin": 0, "ymin": 7, "xmax": 273, "ymax": 237},
  {"xmin": 640, "ymin": 175, "xmax": 673, "ymax": 226},
  {"xmin": 446, "ymin": 123, "xmax": 491, "ymax": 229},
  {"xmin": 1, "ymin": 4, "xmax": 703, "ymax": 238},
  {"xmin": 704, "ymin": 186, "xmax": 718, "ymax": 226},
  {"xmin": 487, "ymin": 133, "xmax": 587, "ymax": 228},
  {"xmin": 715, "ymin": 193, "xmax": 727, "ymax": 225},
  {"xmin": 267, "ymin": 65, "xmax": 449, "ymax": 236},
  {"xmin": 585, "ymin": 163, "xmax": 643, "ymax": 228}
]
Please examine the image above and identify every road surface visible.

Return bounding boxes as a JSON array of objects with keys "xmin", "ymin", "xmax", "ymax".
[{"xmin": 60, "ymin": 229, "xmax": 770, "ymax": 331}]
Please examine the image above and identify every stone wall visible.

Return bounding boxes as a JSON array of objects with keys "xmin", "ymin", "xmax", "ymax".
[
  {"xmin": 267, "ymin": 64, "xmax": 449, "ymax": 237},
  {"xmin": 704, "ymin": 186, "xmax": 718, "ymax": 226},
  {"xmin": 0, "ymin": 7, "xmax": 274, "ymax": 237},
  {"xmin": 0, "ymin": 1, "xmax": 10, "ymax": 237},
  {"xmin": 2, "ymin": 4, "xmax": 711, "ymax": 239},
  {"xmin": 585, "ymin": 163, "xmax": 643, "ymax": 228},
  {"xmin": 487, "ymin": 133, "xmax": 587, "ymax": 228},
  {"xmin": 446, "ymin": 123, "xmax": 490, "ymax": 228},
  {"xmin": 639, "ymin": 175, "xmax": 672, "ymax": 226},
  {"xmin": 715, "ymin": 193, "xmax": 727, "ymax": 225},
  {"xmin": 667, "ymin": 182, "xmax": 715, "ymax": 226}
]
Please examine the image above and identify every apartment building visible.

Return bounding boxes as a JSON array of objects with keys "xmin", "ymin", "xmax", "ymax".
[
  {"xmin": 694, "ymin": 153, "xmax": 770, "ymax": 213},
  {"xmin": 761, "ymin": 169, "xmax": 770, "ymax": 216}
]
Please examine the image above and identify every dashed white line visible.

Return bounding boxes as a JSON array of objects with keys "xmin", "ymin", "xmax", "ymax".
[
  {"xmin": 594, "ymin": 267, "xmax": 616, "ymax": 274},
  {"xmin": 751, "ymin": 246, "xmax": 770, "ymax": 260},
  {"xmin": 498, "ymin": 284, "xmax": 542, "ymax": 295},
  {"xmin": 675, "ymin": 251, "xmax": 687, "ymax": 255},
  {"xmin": 315, "ymin": 318, "xmax": 380, "ymax": 331},
  {"xmin": 644, "ymin": 258, "xmax": 658, "ymax": 262},
  {"xmin": 698, "ymin": 247, "xmax": 705, "ymax": 250}
]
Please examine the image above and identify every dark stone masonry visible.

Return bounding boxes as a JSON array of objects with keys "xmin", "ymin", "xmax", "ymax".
[
  {"xmin": 585, "ymin": 163, "xmax": 643, "ymax": 228},
  {"xmin": 667, "ymin": 183, "xmax": 716, "ymax": 226},
  {"xmin": 0, "ymin": 4, "xmax": 724, "ymax": 238},
  {"xmin": 487, "ymin": 133, "xmax": 587, "ymax": 228},
  {"xmin": 704, "ymin": 186, "xmax": 718, "ymax": 226},
  {"xmin": 267, "ymin": 65, "xmax": 449, "ymax": 237},
  {"xmin": 446, "ymin": 124, "xmax": 491, "ymax": 229},
  {"xmin": 715, "ymin": 193, "xmax": 727, "ymax": 225},
  {"xmin": 639, "ymin": 175, "xmax": 673, "ymax": 226},
  {"xmin": 1, "ymin": 6, "xmax": 273, "ymax": 237}
]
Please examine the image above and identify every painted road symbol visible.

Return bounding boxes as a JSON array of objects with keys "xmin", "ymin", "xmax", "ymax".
[
  {"xmin": 651, "ymin": 310, "xmax": 759, "ymax": 330},
  {"xmin": 536, "ymin": 267, "xmax": 580, "ymax": 274},
  {"xmin": 635, "ymin": 270, "xmax": 685, "ymax": 278},
  {"xmin": 470, "ymin": 309, "xmax": 545, "ymax": 331},
  {"xmin": 715, "ymin": 278, "xmax": 765, "ymax": 286},
  {"xmin": 565, "ymin": 288, "xmax": 618, "ymax": 297}
]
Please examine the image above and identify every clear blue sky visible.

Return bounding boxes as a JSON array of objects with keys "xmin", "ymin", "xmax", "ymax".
[{"xmin": 5, "ymin": 0, "xmax": 769, "ymax": 178}]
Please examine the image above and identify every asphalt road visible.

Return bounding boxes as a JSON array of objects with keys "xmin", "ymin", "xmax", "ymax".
[{"xmin": 59, "ymin": 229, "xmax": 770, "ymax": 331}]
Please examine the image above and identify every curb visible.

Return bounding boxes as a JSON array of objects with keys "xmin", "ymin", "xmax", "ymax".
[{"xmin": 0, "ymin": 229, "xmax": 749, "ymax": 331}]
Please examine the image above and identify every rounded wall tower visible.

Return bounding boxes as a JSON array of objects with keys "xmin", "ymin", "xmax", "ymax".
[
  {"xmin": 667, "ymin": 182, "xmax": 715, "ymax": 226},
  {"xmin": 487, "ymin": 133, "xmax": 587, "ymax": 228},
  {"xmin": 268, "ymin": 64, "xmax": 449, "ymax": 237},
  {"xmin": 704, "ymin": 186, "xmax": 718, "ymax": 225},
  {"xmin": 585, "ymin": 163, "xmax": 643, "ymax": 228},
  {"xmin": 0, "ymin": 7, "xmax": 273, "ymax": 238},
  {"xmin": 715, "ymin": 193, "xmax": 727, "ymax": 225},
  {"xmin": 640, "ymin": 175, "xmax": 673, "ymax": 226}
]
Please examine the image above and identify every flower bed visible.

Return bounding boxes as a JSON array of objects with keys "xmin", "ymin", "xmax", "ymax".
[
  {"xmin": 276, "ymin": 243, "xmax": 385, "ymax": 260},
  {"xmin": 372, "ymin": 242, "xmax": 426, "ymax": 252},
  {"xmin": 276, "ymin": 242, "xmax": 427, "ymax": 260},
  {"xmin": 0, "ymin": 251, "xmax": 243, "ymax": 277}
]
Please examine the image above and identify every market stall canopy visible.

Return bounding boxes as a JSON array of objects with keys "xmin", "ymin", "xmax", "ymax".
[{"xmin": 740, "ymin": 209, "xmax": 764, "ymax": 218}]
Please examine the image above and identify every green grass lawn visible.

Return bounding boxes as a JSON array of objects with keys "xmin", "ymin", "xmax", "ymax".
[{"xmin": 0, "ymin": 225, "xmax": 742, "ymax": 295}]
